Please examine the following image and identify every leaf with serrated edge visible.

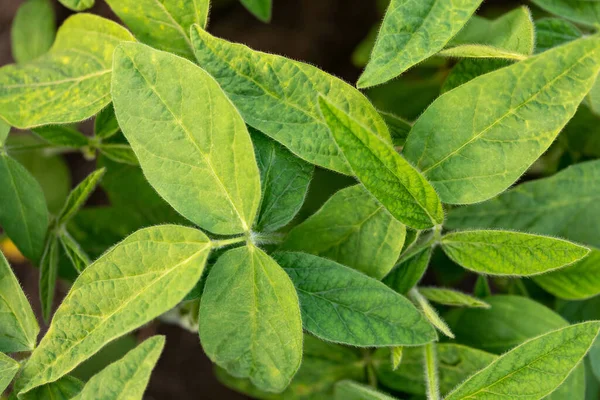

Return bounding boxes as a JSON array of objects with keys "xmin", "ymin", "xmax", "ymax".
[
  {"xmin": 404, "ymin": 36, "xmax": 600, "ymax": 204},
  {"xmin": 0, "ymin": 154, "xmax": 48, "ymax": 263},
  {"xmin": 15, "ymin": 225, "xmax": 211, "ymax": 395},
  {"xmin": 105, "ymin": 0, "xmax": 208, "ymax": 60},
  {"xmin": 281, "ymin": 184, "xmax": 405, "ymax": 279},
  {"xmin": 445, "ymin": 321, "xmax": 600, "ymax": 400},
  {"xmin": 191, "ymin": 26, "xmax": 392, "ymax": 175},
  {"xmin": 199, "ymin": 245, "xmax": 302, "ymax": 393},
  {"xmin": 275, "ymin": 252, "xmax": 437, "ymax": 347},
  {"xmin": 240, "ymin": 0, "xmax": 272, "ymax": 22},
  {"xmin": 11, "ymin": 0, "xmax": 55, "ymax": 64},
  {"xmin": 58, "ymin": 168, "xmax": 105, "ymax": 225},
  {"xmin": 318, "ymin": 96, "xmax": 443, "ymax": 229},
  {"xmin": 0, "ymin": 14, "xmax": 135, "ymax": 129},
  {"xmin": 530, "ymin": 0, "xmax": 600, "ymax": 27},
  {"xmin": 446, "ymin": 160, "xmax": 600, "ymax": 248},
  {"xmin": 334, "ymin": 380, "xmax": 396, "ymax": 400},
  {"xmin": 418, "ymin": 287, "xmax": 490, "ymax": 308},
  {"xmin": 0, "ymin": 252, "xmax": 39, "ymax": 353},
  {"xmin": 441, "ymin": 230, "xmax": 589, "ymax": 276},
  {"xmin": 72, "ymin": 336, "xmax": 164, "ymax": 400},
  {"xmin": 0, "ymin": 352, "xmax": 19, "ymax": 393},
  {"xmin": 252, "ymin": 129, "xmax": 313, "ymax": 233},
  {"xmin": 112, "ymin": 42, "xmax": 261, "ymax": 235},
  {"xmin": 357, "ymin": 0, "xmax": 483, "ymax": 88}
]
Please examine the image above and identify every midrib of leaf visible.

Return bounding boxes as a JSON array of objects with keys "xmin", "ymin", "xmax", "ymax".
[
  {"xmin": 2, "ymin": 156, "xmax": 34, "ymax": 258},
  {"xmin": 327, "ymin": 104, "xmax": 436, "ymax": 224},
  {"xmin": 20, "ymin": 242, "xmax": 210, "ymax": 394},
  {"xmin": 151, "ymin": 0, "xmax": 194, "ymax": 53},
  {"xmin": 128, "ymin": 57, "xmax": 250, "ymax": 231},
  {"xmin": 420, "ymin": 48, "xmax": 599, "ymax": 174},
  {"xmin": 453, "ymin": 330, "xmax": 596, "ymax": 399},
  {"xmin": 4, "ymin": 70, "xmax": 110, "ymax": 90}
]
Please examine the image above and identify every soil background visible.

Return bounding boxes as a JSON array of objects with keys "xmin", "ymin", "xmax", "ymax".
[{"xmin": 0, "ymin": 0, "xmax": 518, "ymax": 398}]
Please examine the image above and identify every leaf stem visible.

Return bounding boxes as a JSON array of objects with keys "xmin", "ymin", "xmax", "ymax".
[
  {"xmin": 424, "ymin": 343, "xmax": 440, "ymax": 400},
  {"xmin": 211, "ymin": 236, "xmax": 247, "ymax": 249}
]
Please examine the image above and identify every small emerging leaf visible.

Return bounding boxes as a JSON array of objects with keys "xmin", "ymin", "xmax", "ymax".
[
  {"xmin": 99, "ymin": 144, "xmax": 139, "ymax": 166},
  {"xmin": 59, "ymin": 231, "xmax": 90, "ymax": 274},
  {"xmin": 39, "ymin": 236, "xmax": 60, "ymax": 322},
  {"xmin": 410, "ymin": 288, "xmax": 454, "ymax": 339},
  {"xmin": 391, "ymin": 347, "xmax": 403, "ymax": 370},
  {"xmin": 58, "ymin": 168, "xmax": 105, "ymax": 225},
  {"xmin": 319, "ymin": 96, "xmax": 444, "ymax": 229},
  {"xmin": 72, "ymin": 336, "xmax": 165, "ymax": 400},
  {"xmin": 11, "ymin": 0, "xmax": 55, "ymax": 63},
  {"xmin": 418, "ymin": 287, "xmax": 491, "ymax": 308},
  {"xmin": 441, "ymin": 230, "xmax": 589, "ymax": 276}
]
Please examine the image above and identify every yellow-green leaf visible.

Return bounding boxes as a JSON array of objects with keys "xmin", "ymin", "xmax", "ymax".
[{"xmin": 0, "ymin": 352, "xmax": 19, "ymax": 393}]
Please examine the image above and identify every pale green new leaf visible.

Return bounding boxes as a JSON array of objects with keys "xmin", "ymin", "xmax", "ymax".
[
  {"xmin": 535, "ymin": 18, "xmax": 582, "ymax": 54},
  {"xmin": 191, "ymin": 26, "xmax": 392, "ymax": 175},
  {"xmin": 58, "ymin": 168, "xmax": 105, "ymax": 225},
  {"xmin": 374, "ymin": 344, "xmax": 496, "ymax": 396},
  {"xmin": 94, "ymin": 104, "xmax": 120, "ymax": 139},
  {"xmin": 39, "ymin": 236, "xmax": 60, "ymax": 322},
  {"xmin": 383, "ymin": 245, "xmax": 433, "ymax": 295},
  {"xmin": 72, "ymin": 336, "xmax": 165, "ymax": 400},
  {"xmin": 404, "ymin": 36, "xmax": 600, "ymax": 204},
  {"xmin": 441, "ymin": 230, "xmax": 589, "ymax": 276},
  {"xmin": 391, "ymin": 346, "xmax": 403, "ymax": 370},
  {"xmin": 445, "ymin": 321, "xmax": 600, "ymax": 400},
  {"xmin": 335, "ymin": 381, "xmax": 396, "ymax": 400},
  {"xmin": 438, "ymin": 45, "xmax": 528, "ymax": 61},
  {"xmin": 59, "ymin": 231, "xmax": 91, "ymax": 274},
  {"xmin": 105, "ymin": 0, "xmax": 208, "ymax": 60},
  {"xmin": 11, "ymin": 0, "xmax": 55, "ymax": 64},
  {"xmin": 275, "ymin": 252, "xmax": 437, "ymax": 347},
  {"xmin": 199, "ymin": 245, "xmax": 303, "ymax": 393},
  {"xmin": 0, "ymin": 352, "xmax": 19, "ymax": 393},
  {"xmin": 319, "ymin": 97, "xmax": 443, "ymax": 229},
  {"xmin": 0, "ymin": 120, "xmax": 9, "ymax": 147},
  {"xmin": 18, "ymin": 376, "xmax": 84, "ymax": 400},
  {"xmin": 530, "ymin": 0, "xmax": 600, "ymax": 27},
  {"xmin": 534, "ymin": 249, "xmax": 600, "ymax": 300},
  {"xmin": 15, "ymin": 225, "xmax": 211, "ymax": 395},
  {"xmin": 446, "ymin": 160, "xmax": 600, "ymax": 248},
  {"xmin": 240, "ymin": 0, "xmax": 272, "ymax": 22},
  {"xmin": 112, "ymin": 43, "xmax": 261, "ymax": 235},
  {"xmin": 357, "ymin": 0, "xmax": 484, "ymax": 88},
  {"xmin": 58, "ymin": 0, "xmax": 94, "ymax": 11},
  {"xmin": 0, "ymin": 14, "xmax": 135, "ymax": 129},
  {"xmin": 281, "ymin": 185, "xmax": 406, "ymax": 279},
  {"xmin": 418, "ymin": 287, "xmax": 490, "ymax": 308},
  {"xmin": 32, "ymin": 125, "xmax": 89, "ymax": 148},
  {"xmin": 252, "ymin": 129, "xmax": 313, "ymax": 233},
  {"xmin": 0, "ymin": 252, "xmax": 39, "ymax": 353},
  {"xmin": 409, "ymin": 288, "xmax": 454, "ymax": 339},
  {"xmin": 0, "ymin": 154, "xmax": 48, "ymax": 262}
]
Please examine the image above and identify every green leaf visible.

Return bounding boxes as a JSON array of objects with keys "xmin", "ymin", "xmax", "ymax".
[
  {"xmin": 105, "ymin": 0, "xmax": 208, "ymax": 60},
  {"xmin": 15, "ymin": 225, "xmax": 211, "ymax": 395},
  {"xmin": 0, "ymin": 154, "xmax": 48, "ymax": 262},
  {"xmin": 0, "ymin": 352, "xmax": 19, "ymax": 393},
  {"xmin": 383, "ymin": 245, "xmax": 433, "ymax": 295},
  {"xmin": 18, "ymin": 376, "xmax": 84, "ymax": 400},
  {"xmin": 190, "ymin": 26, "xmax": 392, "ymax": 175},
  {"xmin": 446, "ymin": 160, "xmax": 600, "ymax": 248},
  {"xmin": 94, "ymin": 104, "xmax": 120, "ymax": 139},
  {"xmin": 252, "ymin": 129, "xmax": 313, "ymax": 233},
  {"xmin": 39, "ymin": 236, "xmax": 60, "ymax": 323},
  {"xmin": 441, "ymin": 59, "xmax": 509, "ymax": 93},
  {"xmin": 403, "ymin": 36, "xmax": 600, "ymax": 204},
  {"xmin": 357, "ymin": 0, "xmax": 483, "ymax": 88},
  {"xmin": 409, "ymin": 288, "xmax": 454, "ymax": 339},
  {"xmin": 444, "ymin": 7, "xmax": 534, "ymax": 57},
  {"xmin": 59, "ymin": 231, "xmax": 90, "ymax": 274},
  {"xmin": 535, "ymin": 18, "xmax": 582, "ymax": 54},
  {"xmin": 445, "ymin": 321, "xmax": 600, "ymax": 400},
  {"xmin": 58, "ymin": 0, "xmax": 94, "ymax": 11},
  {"xmin": 390, "ymin": 346, "xmax": 403, "ymax": 370},
  {"xmin": 0, "ymin": 14, "xmax": 135, "ymax": 129},
  {"xmin": 441, "ymin": 230, "xmax": 589, "ymax": 276},
  {"xmin": 217, "ymin": 334, "xmax": 364, "ymax": 400},
  {"xmin": 473, "ymin": 276, "xmax": 491, "ymax": 298},
  {"xmin": 58, "ymin": 168, "xmax": 105, "ymax": 225},
  {"xmin": 11, "ymin": 0, "xmax": 55, "ymax": 63},
  {"xmin": 112, "ymin": 42, "xmax": 261, "ymax": 235},
  {"xmin": 374, "ymin": 344, "xmax": 496, "ymax": 396},
  {"xmin": 379, "ymin": 111, "xmax": 412, "ymax": 147},
  {"xmin": 418, "ymin": 287, "xmax": 490, "ymax": 308},
  {"xmin": 281, "ymin": 184, "xmax": 406, "ymax": 279},
  {"xmin": 199, "ymin": 245, "xmax": 303, "ymax": 393},
  {"xmin": 530, "ymin": 0, "xmax": 600, "ymax": 27},
  {"xmin": 533, "ymin": 248, "xmax": 600, "ymax": 300},
  {"xmin": 32, "ymin": 125, "xmax": 89, "ymax": 148},
  {"xmin": 275, "ymin": 252, "xmax": 437, "ymax": 347},
  {"xmin": 0, "ymin": 120, "xmax": 9, "ymax": 147},
  {"xmin": 318, "ymin": 96, "xmax": 444, "ymax": 229},
  {"xmin": 438, "ymin": 45, "xmax": 528, "ymax": 61},
  {"xmin": 72, "ymin": 336, "xmax": 165, "ymax": 400},
  {"xmin": 334, "ymin": 380, "xmax": 396, "ymax": 400},
  {"xmin": 99, "ymin": 144, "xmax": 139, "ymax": 166},
  {"xmin": 0, "ymin": 251, "xmax": 39, "ymax": 353},
  {"xmin": 240, "ymin": 0, "xmax": 272, "ymax": 22}
]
